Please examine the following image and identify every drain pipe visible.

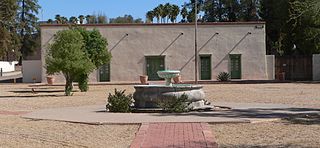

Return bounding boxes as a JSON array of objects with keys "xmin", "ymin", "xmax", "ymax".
[{"xmin": 0, "ymin": 68, "xmax": 2, "ymax": 77}]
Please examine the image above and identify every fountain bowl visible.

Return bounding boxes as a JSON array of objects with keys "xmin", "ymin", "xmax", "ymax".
[
  {"xmin": 157, "ymin": 70, "xmax": 180, "ymax": 79},
  {"xmin": 133, "ymin": 84, "xmax": 205, "ymax": 108}
]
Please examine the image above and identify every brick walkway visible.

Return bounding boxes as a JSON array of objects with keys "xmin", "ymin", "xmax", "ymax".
[{"xmin": 130, "ymin": 122, "xmax": 218, "ymax": 148}]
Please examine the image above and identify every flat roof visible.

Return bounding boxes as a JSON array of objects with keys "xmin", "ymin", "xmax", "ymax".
[{"xmin": 40, "ymin": 21, "xmax": 265, "ymax": 27}]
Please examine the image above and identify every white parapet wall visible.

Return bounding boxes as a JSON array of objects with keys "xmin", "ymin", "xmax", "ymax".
[
  {"xmin": 22, "ymin": 60, "xmax": 42, "ymax": 83},
  {"xmin": 313, "ymin": 54, "xmax": 320, "ymax": 81},
  {"xmin": 0, "ymin": 61, "xmax": 18, "ymax": 73},
  {"xmin": 266, "ymin": 55, "xmax": 275, "ymax": 80}
]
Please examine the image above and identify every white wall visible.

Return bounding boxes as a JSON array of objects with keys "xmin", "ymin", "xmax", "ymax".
[
  {"xmin": 313, "ymin": 54, "xmax": 320, "ymax": 81},
  {"xmin": 0, "ymin": 61, "xmax": 18, "ymax": 72},
  {"xmin": 22, "ymin": 60, "xmax": 42, "ymax": 83}
]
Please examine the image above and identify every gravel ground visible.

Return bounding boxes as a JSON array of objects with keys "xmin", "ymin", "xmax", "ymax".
[
  {"xmin": 211, "ymin": 121, "xmax": 320, "ymax": 148},
  {"xmin": 0, "ymin": 83, "xmax": 320, "ymax": 147}
]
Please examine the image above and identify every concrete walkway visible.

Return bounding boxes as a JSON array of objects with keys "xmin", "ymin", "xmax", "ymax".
[
  {"xmin": 130, "ymin": 122, "xmax": 218, "ymax": 148},
  {"xmin": 22, "ymin": 102, "xmax": 320, "ymax": 124}
]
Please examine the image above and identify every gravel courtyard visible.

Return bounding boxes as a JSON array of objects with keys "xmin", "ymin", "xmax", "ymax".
[{"xmin": 0, "ymin": 83, "xmax": 319, "ymax": 147}]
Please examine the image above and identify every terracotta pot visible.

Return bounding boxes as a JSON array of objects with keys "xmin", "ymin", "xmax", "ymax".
[
  {"xmin": 46, "ymin": 76, "xmax": 54, "ymax": 85},
  {"xmin": 277, "ymin": 72, "xmax": 285, "ymax": 81},
  {"xmin": 140, "ymin": 75, "xmax": 148, "ymax": 84},
  {"xmin": 173, "ymin": 75, "xmax": 182, "ymax": 84}
]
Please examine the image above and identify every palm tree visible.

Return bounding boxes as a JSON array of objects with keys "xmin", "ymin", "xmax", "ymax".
[
  {"xmin": 158, "ymin": 4, "xmax": 166, "ymax": 23},
  {"xmin": 170, "ymin": 4, "xmax": 180, "ymax": 23},
  {"xmin": 85, "ymin": 15, "xmax": 91, "ymax": 24},
  {"xmin": 181, "ymin": 5, "xmax": 188, "ymax": 22},
  {"xmin": 153, "ymin": 7, "xmax": 161, "ymax": 23},
  {"xmin": 61, "ymin": 16, "xmax": 68, "ymax": 24},
  {"xmin": 55, "ymin": 14, "xmax": 62, "ymax": 24},
  {"xmin": 47, "ymin": 19, "xmax": 53, "ymax": 24},
  {"xmin": 164, "ymin": 3, "xmax": 172, "ymax": 23},
  {"xmin": 78, "ymin": 15, "xmax": 84, "ymax": 24},
  {"xmin": 69, "ymin": 16, "xmax": 78, "ymax": 24},
  {"xmin": 146, "ymin": 10, "xmax": 154, "ymax": 23}
]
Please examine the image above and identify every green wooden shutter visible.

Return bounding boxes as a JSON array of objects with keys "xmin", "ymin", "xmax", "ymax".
[
  {"xmin": 230, "ymin": 54, "xmax": 241, "ymax": 79},
  {"xmin": 99, "ymin": 64, "xmax": 110, "ymax": 82},
  {"xmin": 200, "ymin": 56, "xmax": 211, "ymax": 80},
  {"xmin": 146, "ymin": 56, "xmax": 165, "ymax": 80}
]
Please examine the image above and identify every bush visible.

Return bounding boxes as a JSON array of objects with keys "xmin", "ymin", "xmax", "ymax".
[
  {"xmin": 77, "ymin": 74, "xmax": 89, "ymax": 92},
  {"xmin": 158, "ymin": 94, "xmax": 190, "ymax": 113},
  {"xmin": 217, "ymin": 72, "xmax": 231, "ymax": 81},
  {"xmin": 106, "ymin": 89, "xmax": 133, "ymax": 113}
]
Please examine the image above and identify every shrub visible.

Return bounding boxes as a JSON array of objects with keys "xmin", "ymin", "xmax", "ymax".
[
  {"xmin": 217, "ymin": 72, "xmax": 231, "ymax": 81},
  {"xmin": 77, "ymin": 74, "xmax": 89, "ymax": 92},
  {"xmin": 106, "ymin": 89, "xmax": 133, "ymax": 113},
  {"xmin": 158, "ymin": 94, "xmax": 190, "ymax": 113}
]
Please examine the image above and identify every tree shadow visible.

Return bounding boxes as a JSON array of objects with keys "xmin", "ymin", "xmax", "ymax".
[{"xmin": 150, "ymin": 107, "xmax": 320, "ymax": 125}]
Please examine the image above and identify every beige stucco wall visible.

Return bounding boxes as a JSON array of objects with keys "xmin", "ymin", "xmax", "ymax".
[
  {"xmin": 266, "ymin": 55, "xmax": 275, "ymax": 80},
  {"xmin": 40, "ymin": 23, "xmax": 268, "ymax": 83},
  {"xmin": 22, "ymin": 60, "xmax": 42, "ymax": 83}
]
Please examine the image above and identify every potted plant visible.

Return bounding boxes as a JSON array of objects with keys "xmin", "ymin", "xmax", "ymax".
[
  {"xmin": 173, "ymin": 75, "xmax": 182, "ymax": 84},
  {"xmin": 139, "ymin": 75, "xmax": 148, "ymax": 84},
  {"xmin": 46, "ymin": 75, "xmax": 55, "ymax": 85}
]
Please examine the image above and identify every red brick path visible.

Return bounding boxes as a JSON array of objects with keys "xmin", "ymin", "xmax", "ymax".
[{"xmin": 130, "ymin": 122, "xmax": 218, "ymax": 148}]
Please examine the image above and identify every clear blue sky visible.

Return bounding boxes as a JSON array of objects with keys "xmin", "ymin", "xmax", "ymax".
[{"xmin": 38, "ymin": 0, "xmax": 189, "ymax": 21}]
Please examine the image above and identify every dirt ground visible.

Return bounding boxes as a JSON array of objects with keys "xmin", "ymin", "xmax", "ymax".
[{"xmin": 0, "ymin": 83, "xmax": 320, "ymax": 147}]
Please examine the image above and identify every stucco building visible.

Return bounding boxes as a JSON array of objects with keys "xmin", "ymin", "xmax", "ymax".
[{"xmin": 22, "ymin": 22, "xmax": 275, "ymax": 83}]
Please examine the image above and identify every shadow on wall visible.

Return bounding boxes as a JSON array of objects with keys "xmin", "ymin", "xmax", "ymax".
[{"xmin": 180, "ymin": 33, "xmax": 219, "ymax": 71}]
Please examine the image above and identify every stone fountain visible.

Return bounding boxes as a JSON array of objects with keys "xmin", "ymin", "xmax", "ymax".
[{"xmin": 133, "ymin": 70, "xmax": 213, "ymax": 110}]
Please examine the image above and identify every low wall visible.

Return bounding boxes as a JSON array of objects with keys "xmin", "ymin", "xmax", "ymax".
[
  {"xmin": 22, "ymin": 60, "xmax": 42, "ymax": 83},
  {"xmin": 0, "ymin": 61, "xmax": 18, "ymax": 73},
  {"xmin": 266, "ymin": 55, "xmax": 275, "ymax": 80},
  {"xmin": 313, "ymin": 54, "xmax": 320, "ymax": 81}
]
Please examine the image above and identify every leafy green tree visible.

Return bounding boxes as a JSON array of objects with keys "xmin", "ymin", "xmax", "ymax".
[
  {"xmin": 78, "ymin": 15, "xmax": 84, "ymax": 24},
  {"xmin": 239, "ymin": 0, "xmax": 259, "ymax": 21},
  {"xmin": 97, "ymin": 13, "xmax": 107, "ymax": 24},
  {"xmin": 153, "ymin": 6, "xmax": 161, "ymax": 23},
  {"xmin": 17, "ymin": 0, "xmax": 40, "ymax": 63},
  {"xmin": 85, "ymin": 15, "xmax": 91, "ymax": 24},
  {"xmin": 47, "ymin": 19, "xmax": 53, "ymax": 24},
  {"xmin": 164, "ymin": 3, "xmax": 172, "ymax": 23},
  {"xmin": 170, "ymin": 4, "xmax": 180, "ymax": 23},
  {"xmin": 0, "ymin": 0, "xmax": 20, "ymax": 60},
  {"xmin": 69, "ymin": 16, "xmax": 78, "ymax": 24},
  {"xmin": 76, "ymin": 28, "xmax": 111, "ymax": 92},
  {"xmin": 61, "ymin": 16, "xmax": 68, "ymax": 24},
  {"xmin": 55, "ymin": 14, "xmax": 62, "ymax": 24},
  {"xmin": 45, "ymin": 29, "xmax": 95, "ymax": 96},
  {"xmin": 180, "ymin": 4, "xmax": 188, "ymax": 22},
  {"xmin": 110, "ymin": 15, "xmax": 143, "ymax": 24},
  {"xmin": 286, "ymin": 0, "xmax": 320, "ymax": 55},
  {"xmin": 146, "ymin": 10, "xmax": 154, "ymax": 23}
]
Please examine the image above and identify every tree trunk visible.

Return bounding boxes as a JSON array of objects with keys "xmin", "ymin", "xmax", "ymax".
[{"xmin": 65, "ymin": 74, "xmax": 73, "ymax": 96}]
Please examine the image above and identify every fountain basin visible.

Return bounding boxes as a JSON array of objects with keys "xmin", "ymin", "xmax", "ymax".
[{"xmin": 133, "ymin": 84, "xmax": 205, "ymax": 108}]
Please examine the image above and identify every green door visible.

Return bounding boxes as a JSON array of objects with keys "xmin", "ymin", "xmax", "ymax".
[
  {"xmin": 230, "ymin": 54, "xmax": 241, "ymax": 79},
  {"xmin": 146, "ymin": 56, "xmax": 165, "ymax": 80},
  {"xmin": 200, "ymin": 56, "xmax": 211, "ymax": 80},
  {"xmin": 99, "ymin": 64, "xmax": 110, "ymax": 82}
]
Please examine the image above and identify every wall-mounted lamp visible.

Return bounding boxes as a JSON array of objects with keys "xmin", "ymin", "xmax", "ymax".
[{"xmin": 255, "ymin": 25, "xmax": 264, "ymax": 29}]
